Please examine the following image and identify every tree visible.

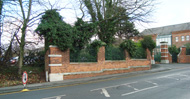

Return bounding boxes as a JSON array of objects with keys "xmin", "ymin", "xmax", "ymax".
[
  {"xmin": 16, "ymin": 0, "xmax": 33, "ymax": 74},
  {"xmin": 36, "ymin": 9, "xmax": 73, "ymax": 52},
  {"xmin": 116, "ymin": 19, "xmax": 139, "ymax": 39},
  {"xmin": 2, "ymin": 0, "xmax": 45, "ymax": 74},
  {"xmin": 72, "ymin": 18, "xmax": 96, "ymax": 49},
  {"xmin": 80, "ymin": 0, "xmax": 155, "ymax": 44}
]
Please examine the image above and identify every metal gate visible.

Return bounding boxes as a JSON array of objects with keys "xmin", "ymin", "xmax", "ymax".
[{"xmin": 172, "ymin": 53, "xmax": 177, "ymax": 63}]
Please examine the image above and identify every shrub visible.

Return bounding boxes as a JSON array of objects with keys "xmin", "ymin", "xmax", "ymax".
[
  {"xmin": 132, "ymin": 42, "xmax": 146, "ymax": 59},
  {"xmin": 141, "ymin": 36, "xmax": 156, "ymax": 53},
  {"xmin": 184, "ymin": 43, "xmax": 190, "ymax": 55},
  {"xmin": 90, "ymin": 40, "xmax": 106, "ymax": 52},
  {"xmin": 105, "ymin": 45, "xmax": 125, "ymax": 60},
  {"xmin": 154, "ymin": 52, "xmax": 161, "ymax": 62},
  {"xmin": 120, "ymin": 40, "xmax": 136, "ymax": 57},
  {"xmin": 70, "ymin": 47, "xmax": 97, "ymax": 62},
  {"xmin": 168, "ymin": 45, "xmax": 179, "ymax": 54}
]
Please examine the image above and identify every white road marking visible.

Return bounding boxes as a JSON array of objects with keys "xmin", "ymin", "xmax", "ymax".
[
  {"xmin": 91, "ymin": 81, "xmax": 137, "ymax": 91},
  {"xmin": 180, "ymin": 74, "xmax": 189, "ymax": 77},
  {"xmin": 126, "ymin": 85, "xmax": 138, "ymax": 91},
  {"xmin": 146, "ymin": 81, "xmax": 158, "ymax": 86},
  {"xmin": 101, "ymin": 88, "xmax": 110, "ymax": 97},
  {"xmin": 158, "ymin": 76, "xmax": 180, "ymax": 80},
  {"xmin": 121, "ymin": 86, "xmax": 158, "ymax": 96},
  {"xmin": 42, "ymin": 95, "xmax": 66, "ymax": 99},
  {"xmin": 56, "ymin": 96, "xmax": 61, "ymax": 99}
]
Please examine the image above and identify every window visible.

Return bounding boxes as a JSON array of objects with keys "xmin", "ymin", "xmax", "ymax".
[
  {"xmin": 186, "ymin": 35, "xmax": 189, "ymax": 41},
  {"xmin": 175, "ymin": 37, "xmax": 178, "ymax": 42},
  {"xmin": 181, "ymin": 36, "xmax": 185, "ymax": 41}
]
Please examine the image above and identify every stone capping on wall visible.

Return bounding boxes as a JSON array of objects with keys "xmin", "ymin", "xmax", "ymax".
[
  {"xmin": 48, "ymin": 64, "xmax": 62, "ymax": 66},
  {"xmin": 48, "ymin": 55, "xmax": 62, "ymax": 57},
  {"xmin": 49, "ymin": 45, "xmax": 58, "ymax": 47},
  {"xmin": 70, "ymin": 62, "xmax": 97, "ymax": 64},
  {"xmin": 131, "ymin": 59, "xmax": 147, "ymax": 60},
  {"xmin": 105, "ymin": 60, "xmax": 126, "ymax": 62}
]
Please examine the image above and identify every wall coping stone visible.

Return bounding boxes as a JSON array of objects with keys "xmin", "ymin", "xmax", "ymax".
[
  {"xmin": 105, "ymin": 60, "xmax": 126, "ymax": 62},
  {"xmin": 70, "ymin": 62, "xmax": 97, "ymax": 64},
  {"xmin": 49, "ymin": 45, "xmax": 58, "ymax": 47},
  {"xmin": 131, "ymin": 59, "xmax": 147, "ymax": 60},
  {"xmin": 48, "ymin": 55, "xmax": 62, "ymax": 57},
  {"xmin": 49, "ymin": 64, "xmax": 62, "ymax": 66}
]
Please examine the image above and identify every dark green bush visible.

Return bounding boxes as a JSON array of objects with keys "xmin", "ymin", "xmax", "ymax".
[
  {"xmin": 141, "ymin": 36, "xmax": 156, "ymax": 53},
  {"xmin": 105, "ymin": 46, "xmax": 125, "ymax": 60},
  {"xmin": 132, "ymin": 42, "xmax": 146, "ymax": 59},
  {"xmin": 120, "ymin": 40, "xmax": 136, "ymax": 57},
  {"xmin": 154, "ymin": 52, "xmax": 161, "ymax": 62},
  {"xmin": 70, "ymin": 47, "xmax": 97, "ymax": 62},
  {"xmin": 168, "ymin": 45, "xmax": 179, "ymax": 54}
]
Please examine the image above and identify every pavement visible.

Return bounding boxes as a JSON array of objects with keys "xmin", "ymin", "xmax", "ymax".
[{"xmin": 0, "ymin": 63, "xmax": 189, "ymax": 94}]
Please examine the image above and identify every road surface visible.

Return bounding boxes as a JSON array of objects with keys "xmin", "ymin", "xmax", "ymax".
[{"xmin": 0, "ymin": 64, "xmax": 190, "ymax": 99}]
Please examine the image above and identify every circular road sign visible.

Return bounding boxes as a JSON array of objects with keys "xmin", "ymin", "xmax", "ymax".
[{"xmin": 22, "ymin": 71, "xmax": 28, "ymax": 85}]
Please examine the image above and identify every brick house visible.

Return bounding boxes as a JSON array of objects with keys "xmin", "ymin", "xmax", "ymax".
[{"xmin": 138, "ymin": 22, "xmax": 190, "ymax": 48}]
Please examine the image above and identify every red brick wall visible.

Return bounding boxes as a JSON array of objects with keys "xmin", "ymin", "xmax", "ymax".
[
  {"xmin": 178, "ymin": 47, "xmax": 190, "ymax": 63},
  {"xmin": 172, "ymin": 30, "xmax": 190, "ymax": 48},
  {"xmin": 46, "ymin": 46, "xmax": 152, "ymax": 81}
]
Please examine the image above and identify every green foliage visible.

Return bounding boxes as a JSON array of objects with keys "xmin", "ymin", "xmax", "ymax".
[
  {"xmin": 132, "ymin": 42, "xmax": 146, "ymax": 59},
  {"xmin": 70, "ymin": 47, "xmax": 97, "ymax": 62},
  {"xmin": 185, "ymin": 43, "xmax": 190, "ymax": 55},
  {"xmin": 83, "ymin": 0, "xmax": 139, "ymax": 44},
  {"xmin": 90, "ymin": 40, "xmax": 106, "ymax": 52},
  {"xmin": 116, "ymin": 13, "xmax": 139, "ymax": 39},
  {"xmin": 105, "ymin": 46, "xmax": 125, "ymax": 60},
  {"xmin": 154, "ymin": 52, "xmax": 161, "ymax": 62},
  {"xmin": 120, "ymin": 40, "xmax": 136, "ymax": 57},
  {"xmin": 168, "ymin": 45, "xmax": 179, "ymax": 54},
  {"xmin": 141, "ymin": 36, "xmax": 156, "ymax": 52},
  {"xmin": 72, "ymin": 18, "xmax": 96, "ymax": 49},
  {"xmin": 35, "ymin": 9, "xmax": 73, "ymax": 51}
]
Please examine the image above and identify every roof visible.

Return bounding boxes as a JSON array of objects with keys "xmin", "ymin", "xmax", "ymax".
[{"xmin": 141, "ymin": 22, "xmax": 190, "ymax": 36}]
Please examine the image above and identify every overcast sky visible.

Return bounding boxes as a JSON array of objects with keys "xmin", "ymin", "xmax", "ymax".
[{"xmin": 137, "ymin": 0, "xmax": 190, "ymax": 31}]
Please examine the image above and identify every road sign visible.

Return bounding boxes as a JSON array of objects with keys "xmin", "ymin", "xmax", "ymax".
[{"xmin": 22, "ymin": 71, "xmax": 28, "ymax": 86}]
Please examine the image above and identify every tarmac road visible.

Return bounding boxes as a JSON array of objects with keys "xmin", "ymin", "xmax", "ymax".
[{"xmin": 0, "ymin": 64, "xmax": 190, "ymax": 99}]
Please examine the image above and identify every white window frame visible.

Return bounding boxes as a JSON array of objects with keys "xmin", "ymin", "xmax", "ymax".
[
  {"xmin": 175, "ymin": 37, "xmax": 178, "ymax": 42},
  {"xmin": 181, "ymin": 36, "xmax": 185, "ymax": 41},
  {"xmin": 186, "ymin": 35, "xmax": 189, "ymax": 41}
]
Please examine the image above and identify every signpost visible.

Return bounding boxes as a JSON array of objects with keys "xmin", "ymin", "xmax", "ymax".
[{"xmin": 21, "ymin": 71, "xmax": 29, "ymax": 92}]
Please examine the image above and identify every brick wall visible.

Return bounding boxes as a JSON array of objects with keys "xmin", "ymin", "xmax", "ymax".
[
  {"xmin": 178, "ymin": 47, "xmax": 190, "ymax": 63},
  {"xmin": 46, "ymin": 46, "xmax": 152, "ymax": 82},
  {"xmin": 172, "ymin": 30, "xmax": 190, "ymax": 48}
]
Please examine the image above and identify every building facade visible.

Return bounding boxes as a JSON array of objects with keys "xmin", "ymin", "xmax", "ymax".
[{"xmin": 140, "ymin": 22, "xmax": 190, "ymax": 48}]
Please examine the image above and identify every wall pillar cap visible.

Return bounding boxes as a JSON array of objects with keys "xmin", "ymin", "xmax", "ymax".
[
  {"xmin": 160, "ymin": 42, "xmax": 168, "ymax": 45},
  {"xmin": 49, "ymin": 45, "xmax": 58, "ymax": 47}
]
